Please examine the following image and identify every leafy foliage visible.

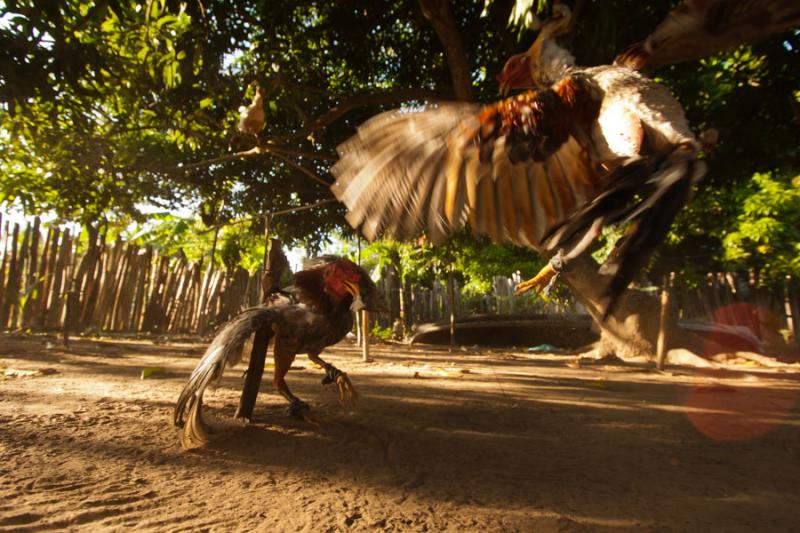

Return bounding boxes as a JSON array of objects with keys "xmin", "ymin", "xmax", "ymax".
[
  {"xmin": 722, "ymin": 173, "xmax": 800, "ymax": 280},
  {"xmin": 1, "ymin": 0, "xmax": 798, "ymax": 286},
  {"xmin": 361, "ymin": 233, "xmax": 545, "ymax": 294}
]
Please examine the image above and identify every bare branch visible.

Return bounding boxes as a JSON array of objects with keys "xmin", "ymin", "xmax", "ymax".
[
  {"xmin": 272, "ymin": 87, "xmax": 442, "ymax": 143},
  {"xmin": 174, "ymin": 143, "xmax": 335, "ymax": 174},
  {"xmin": 197, "ymin": 198, "xmax": 338, "ymax": 234},
  {"xmin": 171, "ymin": 86, "xmax": 439, "ymax": 173},
  {"xmin": 267, "ymin": 151, "xmax": 332, "ymax": 187}
]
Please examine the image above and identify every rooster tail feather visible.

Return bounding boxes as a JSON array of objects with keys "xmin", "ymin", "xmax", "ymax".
[
  {"xmin": 601, "ymin": 149, "xmax": 705, "ymax": 319},
  {"xmin": 174, "ymin": 306, "xmax": 278, "ymax": 448},
  {"xmin": 180, "ymin": 395, "xmax": 210, "ymax": 449},
  {"xmin": 542, "ymin": 147, "xmax": 704, "ymax": 321}
]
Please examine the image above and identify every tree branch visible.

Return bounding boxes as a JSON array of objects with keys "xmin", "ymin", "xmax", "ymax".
[
  {"xmin": 417, "ymin": 0, "xmax": 474, "ymax": 102},
  {"xmin": 172, "ymin": 86, "xmax": 440, "ymax": 173},
  {"xmin": 174, "ymin": 143, "xmax": 336, "ymax": 174},
  {"xmin": 267, "ymin": 151, "xmax": 332, "ymax": 187},
  {"xmin": 272, "ymin": 87, "xmax": 442, "ymax": 143},
  {"xmin": 197, "ymin": 198, "xmax": 338, "ymax": 234}
]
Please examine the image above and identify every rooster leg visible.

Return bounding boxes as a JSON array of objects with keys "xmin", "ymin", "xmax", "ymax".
[
  {"xmin": 514, "ymin": 248, "xmax": 575, "ymax": 297},
  {"xmin": 515, "ymin": 215, "xmax": 605, "ymax": 297},
  {"xmin": 272, "ymin": 339, "xmax": 310, "ymax": 419},
  {"xmin": 514, "ymin": 262, "xmax": 558, "ymax": 296},
  {"xmin": 308, "ymin": 353, "xmax": 359, "ymax": 410}
]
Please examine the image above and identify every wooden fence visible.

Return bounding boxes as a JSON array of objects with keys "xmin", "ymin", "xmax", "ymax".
[
  {"xmin": 1, "ymin": 215, "xmax": 797, "ymax": 343},
  {"xmin": 0, "ymin": 216, "xmax": 262, "ymax": 335},
  {"xmin": 373, "ymin": 275, "xmax": 586, "ymax": 330},
  {"xmin": 373, "ymin": 268, "xmax": 798, "ymax": 343},
  {"xmin": 672, "ymin": 271, "xmax": 798, "ymax": 343}
]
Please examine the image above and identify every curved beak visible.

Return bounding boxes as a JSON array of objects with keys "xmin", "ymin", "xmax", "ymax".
[
  {"xmin": 344, "ymin": 281, "xmax": 366, "ymax": 312},
  {"xmin": 496, "ymin": 53, "xmax": 531, "ymax": 96},
  {"xmin": 499, "ymin": 78, "xmax": 510, "ymax": 97}
]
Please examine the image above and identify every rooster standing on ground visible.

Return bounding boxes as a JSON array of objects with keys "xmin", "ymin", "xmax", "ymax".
[
  {"xmin": 174, "ymin": 256, "xmax": 382, "ymax": 449},
  {"xmin": 331, "ymin": 0, "xmax": 800, "ymax": 318}
]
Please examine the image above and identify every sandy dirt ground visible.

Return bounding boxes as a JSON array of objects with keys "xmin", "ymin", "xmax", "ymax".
[{"xmin": 1, "ymin": 332, "xmax": 799, "ymax": 532}]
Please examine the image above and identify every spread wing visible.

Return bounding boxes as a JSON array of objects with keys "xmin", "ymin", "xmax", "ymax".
[
  {"xmin": 331, "ymin": 76, "xmax": 604, "ymax": 248},
  {"xmin": 616, "ymin": 0, "xmax": 800, "ymax": 71}
]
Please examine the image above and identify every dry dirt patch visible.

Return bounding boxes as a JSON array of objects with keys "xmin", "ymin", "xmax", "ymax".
[{"xmin": 1, "ymin": 333, "xmax": 799, "ymax": 531}]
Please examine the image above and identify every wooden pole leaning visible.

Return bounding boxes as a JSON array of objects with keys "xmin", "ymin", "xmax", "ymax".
[{"xmin": 235, "ymin": 215, "xmax": 279, "ymax": 422}]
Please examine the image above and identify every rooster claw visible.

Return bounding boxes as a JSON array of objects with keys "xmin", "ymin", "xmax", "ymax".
[
  {"xmin": 321, "ymin": 363, "xmax": 359, "ymax": 410},
  {"xmin": 514, "ymin": 263, "xmax": 557, "ymax": 296},
  {"xmin": 287, "ymin": 398, "xmax": 310, "ymax": 419},
  {"xmin": 335, "ymin": 373, "xmax": 359, "ymax": 410}
]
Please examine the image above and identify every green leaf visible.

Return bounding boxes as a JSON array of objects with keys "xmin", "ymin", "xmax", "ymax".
[{"xmin": 140, "ymin": 366, "xmax": 167, "ymax": 379}]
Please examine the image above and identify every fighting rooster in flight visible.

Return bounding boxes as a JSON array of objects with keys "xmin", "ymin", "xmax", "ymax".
[
  {"xmin": 332, "ymin": 0, "xmax": 800, "ymax": 318},
  {"xmin": 174, "ymin": 256, "xmax": 382, "ymax": 449}
]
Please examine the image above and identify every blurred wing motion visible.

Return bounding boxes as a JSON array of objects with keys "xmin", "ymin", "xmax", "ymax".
[
  {"xmin": 615, "ymin": 0, "xmax": 800, "ymax": 71},
  {"xmin": 333, "ymin": 0, "xmax": 799, "ymax": 318},
  {"xmin": 333, "ymin": 75, "xmax": 603, "ymax": 247}
]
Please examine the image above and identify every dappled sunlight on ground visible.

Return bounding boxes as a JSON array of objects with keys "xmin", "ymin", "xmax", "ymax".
[{"xmin": 1, "ymin": 333, "xmax": 799, "ymax": 531}]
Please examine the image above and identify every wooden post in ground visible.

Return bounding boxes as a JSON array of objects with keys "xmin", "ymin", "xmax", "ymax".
[
  {"xmin": 356, "ymin": 235, "xmax": 365, "ymax": 347},
  {"xmin": 236, "ymin": 220, "xmax": 281, "ymax": 422},
  {"xmin": 356, "ymin": 233, "xmax": 371, "ymax": 362},
  {"xmin": 362, "ymin": 310, "xmax": 371, "ymax": 362},
  {"xmin": 235, "ymin": 324, "xmax": 273, "ymax": 421},
  {"xmin": 447, "ymin": 264, "xmax": 456, "ymax": 351},
  {"xmin": 656, "ymin": 273, "xmax": 675, "ymax": 370},
  {"xmin": 785, "ymin": 275, "xmax": 796, "ymax": 343}
]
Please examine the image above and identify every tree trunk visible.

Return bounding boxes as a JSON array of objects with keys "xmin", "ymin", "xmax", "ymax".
[
  {"xmin": 560, "ymin": 255, "xmax": 677, "ymax": 358},
  {"xmin": 417, "ymin": 0, "xmax": 474, "ymax": 102}
]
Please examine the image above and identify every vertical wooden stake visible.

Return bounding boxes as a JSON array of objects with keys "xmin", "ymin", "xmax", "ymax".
[
  {"xmin": 448, "ymin": 267, "xmax": 456, "ymax": 351},
  {"xmin": 361, "ymin": 310, "xmax": 371, "ymax": 362},
  {"xmin": 356, "ymin": 234, "xmax": 363, "ymax": 347},
  {"xmin": 785, "ymin": 275, "xmax": 796, "ymax": 343},
  {"xmin": 656, "ymin": 273, "xmax": 675, "ymax": 370},
  {"xmin": 237, "ymin": 222, "xmax": 282, "ymax": 422}
]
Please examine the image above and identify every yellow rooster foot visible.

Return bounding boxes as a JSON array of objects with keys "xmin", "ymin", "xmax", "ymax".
[
  {"xmin": 335, "ymin": 373, "xmax": 360, "ymax": 410},
  {"xmin": 322, "ymin": 363, "xmax": 359, "ymax": 410},
  {"xmin": 514, "ymin": 263, "xmax": 557, "ymax": 296}
]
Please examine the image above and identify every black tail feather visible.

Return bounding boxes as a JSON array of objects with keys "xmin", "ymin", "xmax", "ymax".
[
  {"xmin": 602, "ymin": 153, "xmax": 703, "ymax": 319},
  {"xmin": 541, "ymin": 157, "xmax": 653, "ymax": 248},
  {"xmin": 543, "ymin": 148, "xmax": 704, "ymax": 320}
]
